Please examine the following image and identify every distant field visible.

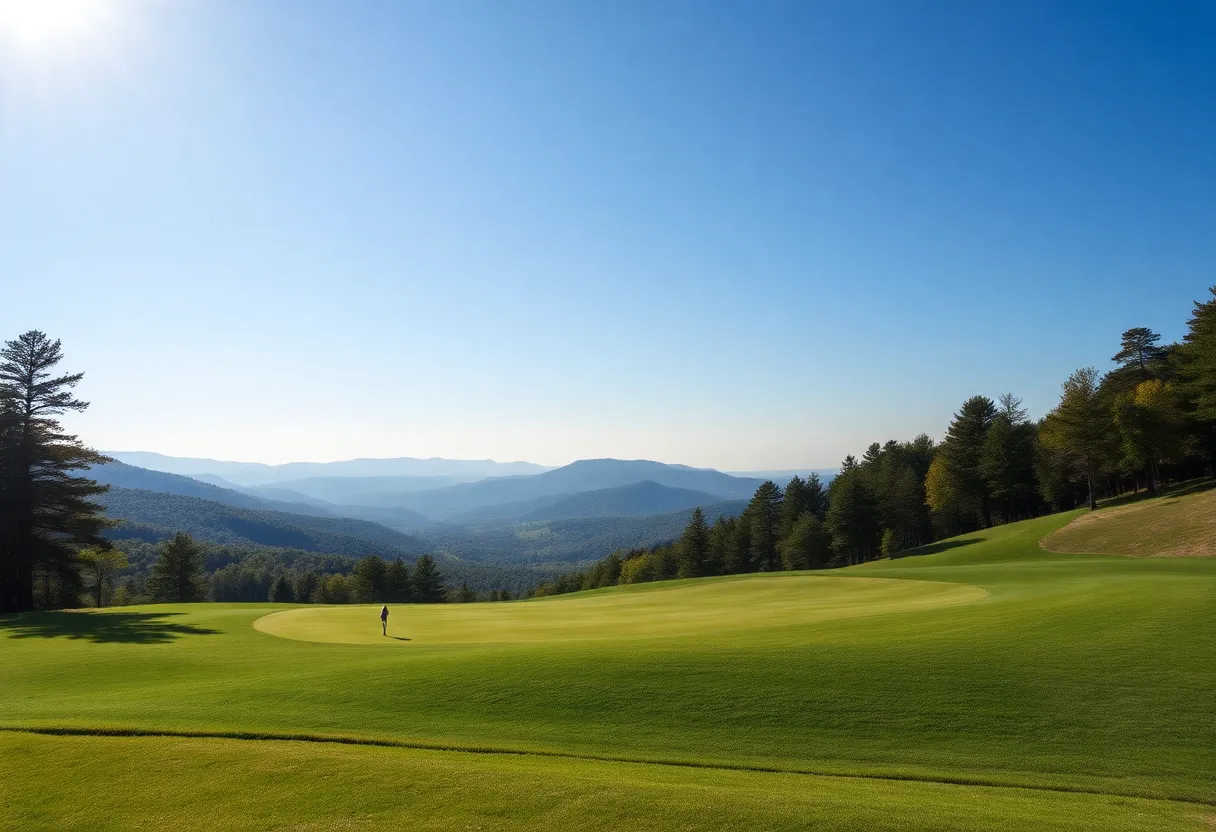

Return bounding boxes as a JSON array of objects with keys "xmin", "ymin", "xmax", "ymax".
[
  {"xmin": 1042, "ymin": 481, "xmax": 1216, "ymax": 557},
  {"xmin": 3, "ymin": 510, "xmax": 1215, "ymax": 830}
]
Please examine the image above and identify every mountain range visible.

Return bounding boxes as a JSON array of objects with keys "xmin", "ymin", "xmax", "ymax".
[{"xmin": 92, "ymin": 453, "xmax": 834, "ymax": 567}]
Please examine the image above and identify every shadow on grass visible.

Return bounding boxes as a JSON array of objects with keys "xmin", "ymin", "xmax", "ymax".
[
  {"xmin": 889, "ymin": 538, "xmax": 986, "ymax": 560},
  {"xmin": 1100, "ymin": 478, "xmax": 1215, "ymax": 510},
  {"xmin": 389, "ymin": 636, "xmax": 411, "ymax": 641},
  {"xmin": 0, "ymin": 611, "xmax": 219, "ymax": 644}
]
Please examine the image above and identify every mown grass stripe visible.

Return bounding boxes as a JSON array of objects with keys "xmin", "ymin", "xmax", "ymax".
[{"xmin": 4, "ymin": 724, "xmax": 1213, "ymax": 809}]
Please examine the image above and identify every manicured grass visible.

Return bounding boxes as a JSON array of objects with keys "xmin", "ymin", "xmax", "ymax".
[
  {"xmin": 254, "ymin": 574, "xmax": 986, "ymax": 644},
  {"xmin": 1042, "ymin": 481, "xmax": 1216, "ymax": 557},
  {"xmin": 3, "ymin": 510, "xmax": 1215, "ymax": 829},
  {"xmin": 1, "ymin": 732, "xmax": 1207, "ymax": 832}
]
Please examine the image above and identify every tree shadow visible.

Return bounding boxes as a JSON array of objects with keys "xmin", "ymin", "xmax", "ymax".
[
  {"xmin": 0, "ymin": 611, "xmax": 220, "ymax": 644},
  {"xmin": 889, "ymin": 537, "xmax": 986, "ymax": 560},
  {"xmin": 1101, "ymin": 478, "xmax": 1215, "ymax": 509}
]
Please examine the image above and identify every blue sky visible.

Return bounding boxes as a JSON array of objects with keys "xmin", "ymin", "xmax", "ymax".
[{"xmin": 1, "ymin": 0, "xmax": 1213, "ymax": 469}]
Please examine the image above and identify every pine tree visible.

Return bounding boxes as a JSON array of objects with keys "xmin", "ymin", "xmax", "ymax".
[
  {"xmin": 803, "ymin": 473, "xmax": 829, "ymax": 519},
  {"xmin": 269, "ymin": 574, "xmax": 294, "ymax": 602},
  {"xmin": 351, "ymin": 555, "xmax": 388, "ymax": 602},
  {"xmin": 778, "ymin": 514, "xmax": 831, "ymax": 570},
  {"xmin": 676, "ymin": 507, "xmax": 709, "ymax": 578},
  {"xmin": 0, "ymin": 331, "xmax": 110, "ymax": 612},
  {"xmin": 746, "ymin": 481, "xmax": 783, "ymax": 571},
  {"xmin": 939, "ymin": 395, "xmax": 998, "ymax": 527},
  {"xmin": 1113, "ymin": 327, "xmax": 1166, "ymax": 375},
  {"xmin": 411, "ymin": 554, "xmax": 446, "ymax": 603},
  {"xmin": 148, "ymin": 533, "xmax": 206, "ymax": 602},
  {"xmin": 453, "ymin": 582, "xmax": 476, "ymax": 603},
  {"xmin": 706, "ymin": 516, "xmax": 735, "ymax": 576},
  {"xmin": 1177, "ymin": 287, "xmax": 1216, "ymax": 462},
  {"xmin": 825, "ymin": 470, "xmax": 880, "ymax": 565},
  {"xmin": 979, "ymin": 394, "xmax": 1037, "ymax": 523},
  {"xmin": 384, "ymin": 558, "xmax": 412, "ymax": 602},
  {"xmin": 1040, "ymin": 368, "xmax": 1117, "ymax": 511},
  {"xmin": 778, "ymin": 475, "xmax": 807, "ymax": 539}
]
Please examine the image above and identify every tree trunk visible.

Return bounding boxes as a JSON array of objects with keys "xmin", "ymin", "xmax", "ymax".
[{"xmin": 1087, "ymin": 475, "xmax": 1098, "ymax": 511}]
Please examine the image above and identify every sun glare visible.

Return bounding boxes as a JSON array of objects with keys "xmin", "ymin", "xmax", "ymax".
[{"xmin": 0, "ymin": 0, "xmax": 115, "ymax": 59}]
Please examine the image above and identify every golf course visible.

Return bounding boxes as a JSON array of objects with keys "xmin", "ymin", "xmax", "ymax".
[{"xmin": 3, "ymin": 501, "xmax": 1215, "ymax": 831}]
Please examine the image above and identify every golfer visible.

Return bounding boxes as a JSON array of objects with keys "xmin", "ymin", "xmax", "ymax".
[{"xmin": 380, "ymin": 604, "xmax": 389, "ymax": 636}]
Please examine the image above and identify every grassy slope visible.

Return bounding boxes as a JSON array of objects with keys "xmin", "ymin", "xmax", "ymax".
[
  {"xmin": 3, "ymin": 510, "xmax": 1215, "ymax": 830},
  {"xmin": 0, "ymin": 733, "xmax": 1201, "ymax": 832},
  {"xmin": 1042, "ymin": 482, "xmax": 1216, "ymax": 557}
]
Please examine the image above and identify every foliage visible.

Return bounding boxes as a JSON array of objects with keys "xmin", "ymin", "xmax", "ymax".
[
  {"xmin": 149, "ymin": 532, "xmax": 207, "ymax": 602},
  {"xmin": 0, "ymin": 331, "xmax": 110, "ymax": 611}
]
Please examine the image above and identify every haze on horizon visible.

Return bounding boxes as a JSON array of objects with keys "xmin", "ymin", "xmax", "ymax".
[{"xmin": 2, "ymin": 1, "xmax": 1213, "ymax": 470}]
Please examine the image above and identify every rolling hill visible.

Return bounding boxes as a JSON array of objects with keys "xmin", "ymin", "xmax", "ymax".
[
  {"xmin": 5, "ymin": 510, "xmax": 1215, "ymax": 830},
  {"xmin": 98, "ymin": 487, "xmax": 428, "ymax": 559},
  {"xmin": 88, "ymin": 462, "xmax": 333, "ymax": 517},
  {"xmin": 393, "ymin": 459, "xmax": 763, "ymax": 520},
  {"xmin": 106, "ymin": 452, "xmax": 550, "ymax": 486},
  {"xmin": 516, "ymin": 481, "xmax": 723, "ymax": 522}
]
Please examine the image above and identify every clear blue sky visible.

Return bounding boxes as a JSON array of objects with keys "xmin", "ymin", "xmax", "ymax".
[{"xmin": 1, "ymin": 0, "xmax": 1213, "ymax": 469}]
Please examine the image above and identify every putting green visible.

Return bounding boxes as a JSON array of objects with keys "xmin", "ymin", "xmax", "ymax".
[{"xmin": 253, "ymin": 574, "xmax": 988, "ymax": 645}]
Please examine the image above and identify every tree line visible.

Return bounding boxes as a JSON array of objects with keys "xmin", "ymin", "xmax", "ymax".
[
  {"xmin": 0, "ymin": 330, "xmax": 523, "ymax": 612},
  {"xmin": 534, "ymin": 287, "xmax": 1216, "ymax": 596},
  {"xmin": 120, "ymin": 532, "xmax": 467, "ymax": 605},
  {"xmin": 2, "ymin": 288, "xmax": 1213, "ymax": 611}
]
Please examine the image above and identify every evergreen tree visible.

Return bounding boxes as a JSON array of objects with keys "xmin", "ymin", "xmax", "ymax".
[
  {"xmin": 746, "ymin": 480, "xmax": 783, "ymax": 571},
  {"xmin": 452, "ymin": 582, "xmax": 476, "ymax": 603},
  {"xmin": 979, "ymin": 394, "xmax": 1037, "ymax": 523},
  {"xmin": 1177, "ymin": 286, "xmax": 1216, "ymax": 469},
  {"xmin": 778, "ymin": 475, "xmax": 807, "ymax": 539},
  {"xmin": 676, "ymin": 507, "xmax": 709, "ymax": 578},
  {"xmin": 1113, "ymin": 327, "xmax": 1167, "ymax": 375},
  {"xmin": 411, "ymin": 554, "xmax": 446, "ymax": 603},
  {"xmin": 825, "ymin": 470, "xmax": 880, "ymax": 565},
  {"xmin": 269, "ymin": 574, "xmax": 294, "ymax": 603},
  {"xmin": 706, "ymin": 516, "xmax": 736, "ymax": 576},
  {"xmin": 1040, "ymin": 368, "xmax": 1117, "ymax": 511},
  {"xmin": 723, "ymin": 512, "xmax": 752, "ymax": 574},
  {"xmin": 803, "ymin": 473, "xmax": 829, "ymax": 519},
  {"xmin": 0, "ymin": 331, "xmax": 110, "ymax": 612},
  {"xmin": 939, "ymin": 395, "xmax": 998, "ymax": 527},
  {"xmin": 351, "ymin": 555, "xmax": 388, "ymax": 602},
  {"xmin": 148, "ymin": 532, "xmax": 206, "ymax": 602},
  {"xmin": 384, "ymin": 558, "xmax": 412, "ymax": 602},
  {"xmin": 778, "ymin": 514, "xmax": 831, "ymax": 570}
]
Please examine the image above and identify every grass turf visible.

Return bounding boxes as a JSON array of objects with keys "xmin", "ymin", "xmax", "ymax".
[
  {"xmin": 1, "ymin": 732, "xmax": 1207, "ymax": 832},
  {"xmin": 3, "ymin": 508, "xmax": 1216, "ymax": 829},
  {"xmin": 1042, "ymin": 481, "xmax": 1216, "ymax": 557}
]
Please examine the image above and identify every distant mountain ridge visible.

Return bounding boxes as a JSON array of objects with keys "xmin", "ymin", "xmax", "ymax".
[
  {"xmin": 390, "ymin": 459, "xmax": 764, "ymax": 520},
  {"xmin": 105, "ymin": 452, "xmax": 551, "ymax": 486},
  {"xmin": 517, "ymin": 481, "xmax": 723, "ymax": 522}
]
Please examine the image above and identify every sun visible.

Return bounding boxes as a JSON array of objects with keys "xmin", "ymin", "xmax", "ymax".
[{"xmin": 0, "ymin": 0, "xmax": 116, "ymax": 58}]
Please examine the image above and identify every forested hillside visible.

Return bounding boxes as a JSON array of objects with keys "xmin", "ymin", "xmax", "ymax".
[{"xmin": 99, "ymin": 487, "xmax": 428, "ymax": 558}]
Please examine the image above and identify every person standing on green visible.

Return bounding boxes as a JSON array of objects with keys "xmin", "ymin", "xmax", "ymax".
[{"xmin": 380, "ymin": 605, "xmax": 389, "ymax": 636}]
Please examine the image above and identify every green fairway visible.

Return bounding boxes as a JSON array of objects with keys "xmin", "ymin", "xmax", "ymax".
[
  {"xmin": 254, "ymin": 574, "xmax": 987, "ymax": 644},
  {"xmin": 0, "ymin": 732, "xmax": 1206, "ymax": 832},
  {"xmin": 3, "ymin": 510, "xmax": 1216, "ymax": 830}
]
